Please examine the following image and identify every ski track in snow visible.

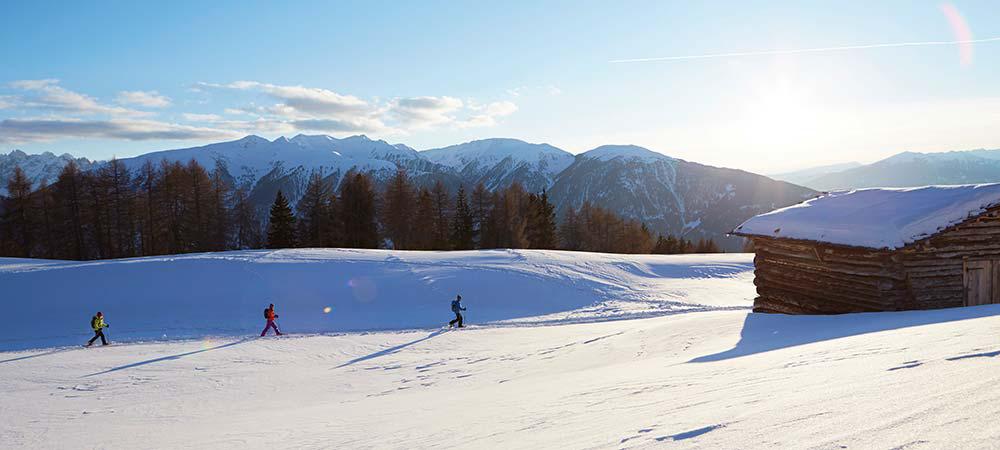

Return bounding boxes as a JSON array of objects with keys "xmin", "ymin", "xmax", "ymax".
[{"xmin": 5, "ymin": 250, "xmax": 1000, "ymax": 448}]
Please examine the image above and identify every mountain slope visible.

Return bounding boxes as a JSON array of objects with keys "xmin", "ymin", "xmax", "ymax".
[
  {"xmin": 0, "ymin": 150, "xmax": 93, "ymax": 195},
  {"xmin": 422, "ymin": 138, "xmax": 574, "ymax": 192},
  {"xmin": 0, "ymin": 137, "xmax": 815, "ymax": 246},
  {"xmin": 119, "ymin": 134, "xmax": 460, "ymax": 208},
  {"xmin": 808, "ymin": 149, "xmax": 1000, "ymax": 190},
  {"xmin": 549, "ymin": 145, "xmax": 817, "ymax": 250},
  {"xmin": 769, "ymin": 161, "xmax": 862, "ymax": 187}
]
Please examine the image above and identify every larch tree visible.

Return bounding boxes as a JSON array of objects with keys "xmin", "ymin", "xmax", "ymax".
[{"xmin": 450, "ymin": 185, "xmax": 474, "ymax": 250}]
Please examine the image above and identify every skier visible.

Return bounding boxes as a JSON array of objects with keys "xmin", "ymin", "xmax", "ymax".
[
  {"xmin": 261, "ymin": 303, "xmax": 282, "ymax": 336},
  {"xmin": 86, "ymin": 312, "xmax": 110, "ymax": 347},
  {"xmin": 449, "ymin": 295, "xmax": 466, "ymax": 328}
]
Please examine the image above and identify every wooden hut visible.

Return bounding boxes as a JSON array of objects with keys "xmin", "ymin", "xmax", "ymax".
[{"xmin": 732, "ymin": 184, "xmax": 1000, "ymax": 314}]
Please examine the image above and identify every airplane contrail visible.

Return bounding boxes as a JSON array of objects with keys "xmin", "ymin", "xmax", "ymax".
[{"xmin": 610, "ymin": 36, "xmax": 1000, "ymax": 63}]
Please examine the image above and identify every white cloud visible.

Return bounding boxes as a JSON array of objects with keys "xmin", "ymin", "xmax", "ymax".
[
  {"xmin": 198, "ymin": 81, "xmax": 370, "ymax": 117},
  {"xmin": 388, "ymin": 96, "xmax": 464, "ymax": 129},
  {"xmin": 0, "ymin": 79, "xmax": 521, "ymax": 144},
  {"xmin": 117, "ymin": 90, "xmax": 172, "ymax": 108},
  {"xmin": 0, "ymin": 118, "xmax": 238, "ymax": 143},
  {"xmin": 7, "ymin": 79, "xmax": 149, "ymax": 117},
  {"xmin": 458, "ymin": 101, "xmax": 518, "ymax": 128}
]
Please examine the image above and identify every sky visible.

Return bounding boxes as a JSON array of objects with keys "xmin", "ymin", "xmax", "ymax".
[{"xmin": 1, "ymin": 0, "xmax": 999, "ymax": 173}]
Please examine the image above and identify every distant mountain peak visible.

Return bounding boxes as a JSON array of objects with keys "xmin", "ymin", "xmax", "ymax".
[{"xmin": 581, "ymin": 145, "xmax": 672, "ymax": 162}]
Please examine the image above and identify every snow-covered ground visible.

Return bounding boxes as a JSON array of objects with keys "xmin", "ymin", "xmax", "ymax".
[
  {"xmin": 5, "ymin": 250, "xmax": 1000, "ymax": 448},
  {"xmin": 0, "ymin": 249, "xmax": 753, "ymax": 351}
]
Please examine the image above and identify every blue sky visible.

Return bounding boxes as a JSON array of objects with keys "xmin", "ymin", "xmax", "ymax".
[{"xmin": 1, "ymin": 0, "xmax": 999, "ymax": 172}]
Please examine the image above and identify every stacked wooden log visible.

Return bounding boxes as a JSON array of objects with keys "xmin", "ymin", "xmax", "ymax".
[{"xmin": 744, "ymin": 206, "xmax": 1000, "ymax": 314}]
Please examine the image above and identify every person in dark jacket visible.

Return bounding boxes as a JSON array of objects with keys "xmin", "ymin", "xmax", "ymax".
[
  {"xmin": 261, "ymin": 303, "xmax": 282, "ymax": 336},
  {"xmin": 449, "ymin": 295, "xmax": 466, "ymax": 328},
  {"xmin": 86, "ymin": 312, "xmax": 109, "ymax": 347}
]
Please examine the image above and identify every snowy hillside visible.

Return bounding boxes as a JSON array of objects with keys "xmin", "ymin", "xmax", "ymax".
[
  {"xmin": 4, "ymin": 252, "xmax": 1000, "ymax": 447},
  {"xmin": 0, "ymin": 149, "xmax": 93, "ymax": 195},
  {"xmin": 0, "ymin": 249, "xmax": 754, "ymax": 351},
  {"xmin": 422, "ymin": 138, "xmax": 574, "ymax": 192}
]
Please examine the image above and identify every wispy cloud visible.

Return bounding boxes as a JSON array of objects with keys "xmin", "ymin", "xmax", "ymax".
[
  {"xmin": 117, "ymin": 90, "xmax": 172, "ymax": 108},
  {"xmin": 610, "ymin": 36, "xmax": 1000, "ymax": 63},
  {"xmin": 0, "ymin": 118, "xmax": 238, "ymax": 143},
  {"xmin": 7, "ymin": 79, "xmax": 150, "ymax": 116},
  {"xmin": 0, "ymin": 78, "xmax": 521, "ymax": 144}
]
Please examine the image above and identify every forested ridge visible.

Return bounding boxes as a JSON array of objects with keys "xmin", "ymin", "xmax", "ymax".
[{"xmin": 0, "ymin": 159, "xmax": 722, "ymax": 260}]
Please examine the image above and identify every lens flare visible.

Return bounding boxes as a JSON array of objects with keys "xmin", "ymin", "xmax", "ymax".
[
  {"xmin": 323, "ymin": 306, "xmax": 332, "ymax": 314},
  {"xmin": 347, "ymin": 277, "xmax": 377, "ymax": 302},
  {"xmin": 941, "ymin": 3, "xmax": 974, "ymax": 66}
]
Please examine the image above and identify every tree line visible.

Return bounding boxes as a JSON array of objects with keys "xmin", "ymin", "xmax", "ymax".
[{"xmin": 0, "ymin": 159, "xmax": 724, "ymax": 260}]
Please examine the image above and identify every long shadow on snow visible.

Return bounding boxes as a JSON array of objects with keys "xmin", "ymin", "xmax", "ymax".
[
  {"xmin": 83, "ymin": 337, "xmax": 255, "ymax": 377},
  {"xmin": 335, "ymin": 329, "xmax": 447, "ymax": 369},
  {"xmin": 691, "ymin": 304, "xmax": 1000, "ymax": 363},
  {"xmin": 0, "ymin": 347, "xmax": 73, "ymax": 364}
]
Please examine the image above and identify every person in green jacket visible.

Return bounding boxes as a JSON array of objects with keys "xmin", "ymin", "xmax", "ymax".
[{"xmin": 86, "ymin": 312, "xmax": 109, "ymax": 347}]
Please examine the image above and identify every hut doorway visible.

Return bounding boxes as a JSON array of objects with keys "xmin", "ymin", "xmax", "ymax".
[{"xmin": 964, "ymin": 259, "xmax": 1000, "ymax": 306}]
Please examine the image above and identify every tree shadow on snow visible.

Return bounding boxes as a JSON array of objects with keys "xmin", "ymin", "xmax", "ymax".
[
  {"xmin": 83, "ymin": 337, "xmax": 255, "ymax": 377},
  {"xmin": 947, "ymin": 350, "xmax": 1000, "ymax": 361},
  {"xmin": 0, "ymin": 347, "xmax": 73, "ymax": 364},
  {"xmin": 335, "ymin": 329, "xmax": 447, "ymax": 369},
  {"xmin": 691, "ymin": 305, "xmax": 1000, "ymax": 363}
]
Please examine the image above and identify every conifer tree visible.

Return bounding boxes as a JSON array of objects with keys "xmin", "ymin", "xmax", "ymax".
[
  {"xmin": 296, "ymin": 171, "xmax": 333, "ymax": 248},
  {"xmin": 430, "ymin": 180, "xmax": 450, "ymax": 250},
  {"xmin": 527, "ymin": 189, "xmax": 557, "ymax": 249},
  {"xmin": 411, "ymin": 187, "xmax": 436, "ymax": 250},
  {"xmin": 340, "ymin": 172, "xmax": 379, "ymax": 248},
  {"xmin": 3, "ymin": 166, "xmax": 34, "ymax": 257},
  {"xmin": 470, "ymin": 183, "xmax": 491, "ymax": 247},
  {"xmin": 266, "ymin": 190, "xmax": 297, "ymax": 249},
  {"xmin": 559, "ymin": 206, "xmax": 582, "ymax": 251},
  {"xmin": 52, "ymin": 161, "xmax": 87, "ymax": 260},
  {"xmin": 232, "ymin": 186, "xmax": 262, "ymax": 249},
  {"xmin": 382, "ymin": 170, "xmax": 416, "ymax": 249},
  {"xmin": 450, "ymin": 185, "xmax": 474, "ymax": 250}
]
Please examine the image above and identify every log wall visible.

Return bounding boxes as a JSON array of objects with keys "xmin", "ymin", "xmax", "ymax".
[{"xmin": 747, "ymin": 206, "xmax": 1000, "ymax": 314}]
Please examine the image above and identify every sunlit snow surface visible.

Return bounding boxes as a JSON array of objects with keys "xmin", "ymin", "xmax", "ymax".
[{"xmin": 5, "ymin": 250, "xmax": 1000, "ymax": 448}]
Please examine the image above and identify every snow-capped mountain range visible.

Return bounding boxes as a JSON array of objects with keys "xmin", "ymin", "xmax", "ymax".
[
  {"xmin": 783, "ymin": 149, "xmax": 1000, "ymax": 191},
  {"xmin": 0, "ymin": 135, "xmax": 817, "ymax": 249},
  {"xmin": 0, "ymin": 150, "xmax": 94, "ymax": 194}
]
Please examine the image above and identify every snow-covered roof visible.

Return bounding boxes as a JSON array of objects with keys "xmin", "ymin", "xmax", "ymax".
[{"xmin": 733, "ymin": 184, "xmax": 1000, "ymax": 250}]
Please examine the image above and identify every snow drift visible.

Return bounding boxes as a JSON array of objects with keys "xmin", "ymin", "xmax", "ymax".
[{"xmin": 0, "ymin": 249, "xmax": 754, "ymax": 351}]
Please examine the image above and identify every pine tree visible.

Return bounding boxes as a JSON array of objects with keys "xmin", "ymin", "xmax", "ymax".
[
  {"xmin": 470, "ymin": 183, "xmax": 490, "ymax": 248},
  {"xmin": 411, "ymin": 187, "xmax": 435, "ymax": 250},
  {"xmin": 382, "ymin": 170, "xmax": 416, "ymax": 249},
  {"xmin": 559, "ymin": 206, "xmax": 582, "ymax": 251},
  {"xmin": 527, "ymin": 189, "xmax": 557, "ymax": 249},
  {"xmin": 430, "ymin": 181, "xmax": 450, "ymax": 249},
  {"xmin": 296, "ymin": 171, "xmax": 333, "ymax": 248},
  {"xmin": 450, "ymin": 185, "xmax": 474, "ymax": 250},
  {"xmin": 340, "ymin": 172, "xmax": 379, "ymax": 248},
  {"xmin": 266, "ymin": 190, "xmax": 297, "ymax": 249}
]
